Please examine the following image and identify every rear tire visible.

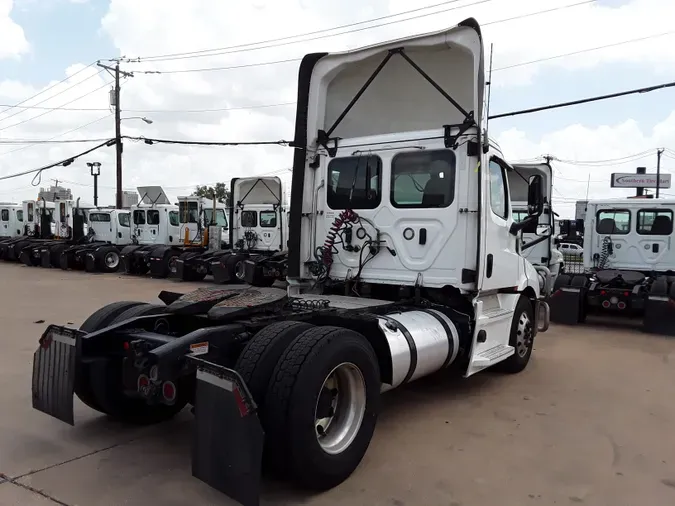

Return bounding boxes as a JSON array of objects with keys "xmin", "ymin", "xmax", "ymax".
[
  {"xmin": 494, "ymin": 296, "xmax": 535, "ymax": 374},
  {"xmin": 96, "ymin": 247, "xmax": 121, "ymax": 273},
  {"xmin": 77, "ymin": 301, "xmax": 145, "ymax": 412},
  {"xmin": 264, "ymin": 326, "xmax": 381, "ymax": 490},
  {"xmin": 81, "ymin": 302, "xmax": 188, "ymax": 424},
  {"xmin": 226, "ymin": 254, "xmax": 248, "ymax": 283},
  {"xmin": 235, "ymin": 321, "xmax": 314, "ymax": 409}
]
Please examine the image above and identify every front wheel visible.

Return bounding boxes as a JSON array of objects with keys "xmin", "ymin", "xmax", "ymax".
[
  {"xmin": 494, "ymin": 296, "xmax": 535, "ymax": 374},
  {"xmin": 264, "ymin": 326, "xmax": 381, "ymax": 490}
]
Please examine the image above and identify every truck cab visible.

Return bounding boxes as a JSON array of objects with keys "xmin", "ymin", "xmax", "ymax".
[
  {"xmin": 0, "ymin": 203, "xmax": 22, "ymax": 238},
  {"xmin": 230, "ymin": 176, "xmax": 285, "ymax": 252},
  {"xmin": 508, "ymin": 162, "xmax": 563, "ymax": 294},
  {"xmin": 551, "ymin": 198, "xmax": 675, "ymax": 334},
  {"xmin": 177, "ymin": 196, "xmax": 229, "ymax": 246},
  {"xmin": 88, "ymin": 209, "xmax": 132, "ymax": 245}
]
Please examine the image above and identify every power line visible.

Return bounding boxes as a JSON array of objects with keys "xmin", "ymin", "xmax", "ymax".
[
  {"xmin": 488, "ymin": 79, "xmax": 675, "ymax": 120},
  {"xmin": 0, "ymin": 62, "xmax": 97, "ymax": 117},
  {"xmin": 127, "ymin": 0, "xmax": 592, "ymax": 63},
  {"xmin": 0, "ymin": 81, "xmax": 113, "ymax": 132},
  {"xmin": 492, "ymin": 30, "xmax": 675, "ymax": 72},
  {"xmin": 129, "ymin": 0, "xmax": 491, "ymax": 62},
  {"xmin": 0, "ymin": 69, "xmax": 105, "ymax": 124},
  {"xmin": 125, "ymin": 135, "xmax": 291, "ymax": 147},
  {"xmin": 0, "ymin": 139, "xmax": 115, "ymax": 183},
  {"xmin": 0, "ymin": 115, "xmax": 113, "ymax": 157}
]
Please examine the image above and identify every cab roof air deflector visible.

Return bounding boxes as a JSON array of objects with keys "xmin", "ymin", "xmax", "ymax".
[{"xmin": 317, "ymin": 47, "xmax": 476, "ymax": 157}]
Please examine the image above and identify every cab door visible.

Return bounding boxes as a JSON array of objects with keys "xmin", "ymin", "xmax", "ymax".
[{"xmin": 479, "ymin": 157, "xmax": 522, "ymax": 291}]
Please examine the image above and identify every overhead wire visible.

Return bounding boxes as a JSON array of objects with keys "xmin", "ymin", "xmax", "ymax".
[
  {"xmin": 0, "ymin": 69, "xmax": 105, "ymax": 124},
  {"xmin": 126, "ymin": 0, "xmax": 593, "ymax": 64},
  {"xmin": 0, "ymin": 139, "xmax": 115, "ymax": 183},
  {"xmin": 0, "ymin": 81, "xmax": 113, "ymax": 132},
  {"xmin": 0, "ymin": 62, "xmax": 97, "ymax": 116}
]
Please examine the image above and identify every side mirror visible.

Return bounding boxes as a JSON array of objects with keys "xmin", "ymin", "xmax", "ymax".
[
  {"xmin": 527, "ymin": 175, "xmax": 544, "ymax": 217},
  {"xmin": 575, "ymin": 218, "xmax": 585, "ymax": 234}
]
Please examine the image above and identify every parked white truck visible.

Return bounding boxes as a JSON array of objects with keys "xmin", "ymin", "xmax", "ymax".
[
  {"xmin": 550, "ymin": 198, "xmax": 675, "ymax": 334},
  {"xmin": 507, "ymin": 162, "xmax": 564, "ymax": 295},
  {"xmin": 31, "ymin": 19, "xmax": 550, "ymax": 506}
]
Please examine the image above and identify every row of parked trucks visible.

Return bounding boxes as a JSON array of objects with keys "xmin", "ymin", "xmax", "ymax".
[
  {"xmin": 0, "ymin": 177, "xmax": 289, "ymax": 286},
  {"xmin": 23, "ymin": 16, "xmax": 674, "ymax": 506}
]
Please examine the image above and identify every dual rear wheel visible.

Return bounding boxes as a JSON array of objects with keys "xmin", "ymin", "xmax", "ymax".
[{"xmin": 234, "ymin": 321, "xmax": 380, "ymax": 490}]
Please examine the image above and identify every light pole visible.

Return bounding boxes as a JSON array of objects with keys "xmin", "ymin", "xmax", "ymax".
[{"xmin": 87, "ymin": 162, "xmax": 101, "ymax": 207}]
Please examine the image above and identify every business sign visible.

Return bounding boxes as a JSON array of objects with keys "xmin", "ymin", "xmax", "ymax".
[{"xmin": 610, "ymin": 173, "xmax": 671, "ymax": 189}]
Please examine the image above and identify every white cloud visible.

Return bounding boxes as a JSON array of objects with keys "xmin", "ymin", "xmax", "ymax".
[
  {"xmin": 1, "ymin": 0, "xmax": 675, "ymax": 211},
  {"xmin": 0, "ymin": 0, "xmax": 29, "ymax": 59}
]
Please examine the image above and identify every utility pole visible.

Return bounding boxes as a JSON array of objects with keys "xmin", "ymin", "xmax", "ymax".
[
  {"xmin": 97, "ymin": 60, "xmax": 133, "ymax": 209},
  {"xmin": 656, "ymin": 148, "xmax": 664, "ymax": 199}
]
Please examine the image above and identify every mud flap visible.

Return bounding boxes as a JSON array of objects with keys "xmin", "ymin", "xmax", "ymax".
[
  {"xmin": 643, "ymin": 295, "xmax": 675, "ymax": 336},
  {"xmin": 549, "ymin": 287, "xmax": 585, "ymax": 324},
  {"xmin": 31, "ymin": 325, "xmax": 83, "ymax": 425},
  {"xmin": 189, "ymin": 356, "xmax": 264, "ymax": 506}
]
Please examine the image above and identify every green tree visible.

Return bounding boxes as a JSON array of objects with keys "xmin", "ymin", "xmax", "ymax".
[{"xmin": 192, "ymin": 182, "xmax": 230, "ymax": 205}]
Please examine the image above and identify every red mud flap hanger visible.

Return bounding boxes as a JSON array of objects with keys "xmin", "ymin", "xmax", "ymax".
[{"xmin": 188, "ymin": 355, "xmax": 264, "ymax": 506}]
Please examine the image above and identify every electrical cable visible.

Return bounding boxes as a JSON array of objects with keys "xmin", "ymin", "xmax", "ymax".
[
  {"xmin": 0, "ymin": 139, "xmax": 115, "ymax": 182},
  {"xmin": 0, "ymin": 62, "xmax": 97, "ymax": 116},
  {"xmin": 129, "ymin": 0, "xmax": 498, "ymax": 62},
  {"xmin": 0, "ymin": 81, "xmax": 113, "ymax": 132},
  {"xmin": 124, "ymin": 135, "xmax": 291, "ymax": 147},
  {"xmin": 128, "ymin": 0, "xmax": 592, "ymax": 63},
  {"xmin": 489, "ymin": 79, "xmax": 675, "ymax": 120},
  {"xmin": 0, "ymin": 115, "xmax": 112, "ymax": 157},
  {"xmin": 0, "ymin": 69, "xmax": 105, "ymax": 124}
]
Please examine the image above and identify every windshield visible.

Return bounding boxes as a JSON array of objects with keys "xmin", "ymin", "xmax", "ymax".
[
  {"xmin": 179, "ymin": 201, "xmax": 199, "ymax": 223},
  {"xmin": 512, "ymin": 210, "xmax": 528, "ymax": 223},
  {"xmin": 204, "ymin": 209, "xmax": 228, "ymax": 227}
]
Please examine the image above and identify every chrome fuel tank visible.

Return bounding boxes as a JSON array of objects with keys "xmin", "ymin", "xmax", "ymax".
[{"xmin": 377, "ymin": 309, "xmax": 460, "ymax": 393}]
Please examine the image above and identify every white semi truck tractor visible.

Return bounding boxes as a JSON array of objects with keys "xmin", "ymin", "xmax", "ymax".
[{"xmin": 31, "ymin": 18, "xmax": 550, "ymax": 506}]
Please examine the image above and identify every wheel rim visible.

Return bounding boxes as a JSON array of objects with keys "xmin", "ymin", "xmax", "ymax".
[
  {"xmin": 516, "ymin": 311, "xmax": 533, "ymax": 358},
  {"xmin": 168, "ymin": 256, "xmax": 178, "ymax": 274},
  {"xmin": 235, "ymin": 260, "xmax": 246, "ymax": 281},
  {"xmin": 314, "ymin": 362, "xmax": 366, "ymax": 455},
  {"xmin": 105, "ymin": 251, "xmax": 119, "ymax": 269}
]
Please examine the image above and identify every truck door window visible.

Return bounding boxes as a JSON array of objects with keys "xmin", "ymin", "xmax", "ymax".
[
  {"xmin": 596, "ymin": 210, "xmax": 630, "ymax": 234},
  {"xmin": 133, "ymin": 210, "xmax": 146, "ymax": 225},
  {"xmin": 637, "ymin": 209, "xmax": 673, "ymax": 235},
  {"xmin": 147, "ymin": 210, "xmax": 160, "ymax": 225},
  {"xmin": 327, "ymin": 155, "xmax": 382, "ymax": 210},
  {"xmin": 488, "ymin": 159, "xmax": 508, "ymax": 219},
  {"xmin": 169, "ymin": 211, "xmax": 179, "ymax": 226},
  {"xmin": 59, "ymin": 203, "xmax": 67, "ymax": 223},
  {"xmin": 16, "ymin": 210, "xmax": 23, "ymax": 222},
  {"xmin": 241, "ymin": 210, "xmax": 257, "ymax": 227},
  {"xmin": 27, "ymin": 203, "xmax": 34, "ymax": 221},
  {"xmin": 391, "ymin": 150, "xmax": 455, "ymax": 208},
  {"xmin": 260, "ymin": 211, "xmax": 277, "ymax": 227},
  {"xmin": 1, "ymin": 209, "xmax": 8, "ymax": 221},
  {"xmin": 119, "ymin": 213, "xmax": 130, "ymax": 227}
]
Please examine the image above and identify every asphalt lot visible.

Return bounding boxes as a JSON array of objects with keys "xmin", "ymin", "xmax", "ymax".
[{"xmin": 1, "ymin": 262, "xmax": 675, "ymax": 506}]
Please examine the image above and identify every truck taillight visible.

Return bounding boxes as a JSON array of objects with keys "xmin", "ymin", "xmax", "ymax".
[{"xmin": 162, "ymin": 381, "xmax": 176, "ymax": 402}]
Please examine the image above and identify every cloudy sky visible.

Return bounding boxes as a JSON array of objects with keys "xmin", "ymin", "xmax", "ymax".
[{"xmin": 0, "ymin": 0, "xmax": 674, "ymax": 216}]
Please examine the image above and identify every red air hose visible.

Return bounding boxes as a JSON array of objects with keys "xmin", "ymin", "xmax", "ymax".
[{"xmin": 322, "ymin": 209, "xmax": 358, "ymax": 267}]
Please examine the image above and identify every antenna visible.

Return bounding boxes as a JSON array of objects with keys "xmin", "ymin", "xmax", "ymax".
[{"xmin": 483, "ymin": 43, "xmax": 494, "ymax": 153}]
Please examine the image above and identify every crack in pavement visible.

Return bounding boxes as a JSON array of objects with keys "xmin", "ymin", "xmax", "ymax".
[
  {"xmin": 1, "ymin": 473, "xmax": 71, "ymax": 506},
  {"xmin": 10, "ymin": 436, "xmax": 140, "ymax": 481}
]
